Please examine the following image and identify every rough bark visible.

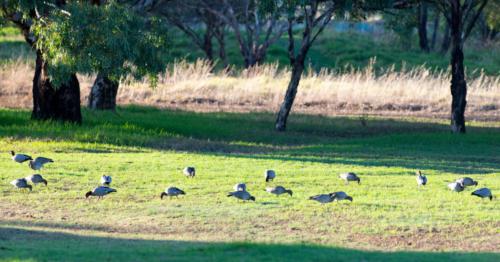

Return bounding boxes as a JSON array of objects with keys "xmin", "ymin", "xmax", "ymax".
[
  {"xmin": 275, "ymin": 62, "xmax": 304, "ymax": 132},
  {"xmin": 418, "ymin": 2, "xmax": 430, "ymax": 52},
  {"xmin": 32, "ymin": 51, "xmax": 82, "ymax": 124},
  {"xmin": 88, "ymin": 74, "xmax": 119, "ymax": 110},
  {"xmin": 449, "ymin": 2, "xmax": 466, "ymax": 133}
]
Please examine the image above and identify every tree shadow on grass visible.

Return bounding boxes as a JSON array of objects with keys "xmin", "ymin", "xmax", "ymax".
[
  {"xmin": 0, "ymin": 106, "xmax": 499, "ymax": 174},
  {"xmin": 0, "ymin": 226, "xmax": 498, "ymax": 262}
]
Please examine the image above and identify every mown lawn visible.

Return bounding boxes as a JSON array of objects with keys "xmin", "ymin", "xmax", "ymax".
[{"xmin": 0, "ymin": 107, "xmax": 499, "ymax": 261}]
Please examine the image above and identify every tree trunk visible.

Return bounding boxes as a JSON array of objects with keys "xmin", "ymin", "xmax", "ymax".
[
  {"xmin": 418, "ymin": 2, "xmax": 430, "ymax": 52},
  {"xmin": 441, "ymin": 21, "xmax": 451, "ymax": 54},
  {"xmin": 202, "ymin": 31, "xmax": 214, "ymax": 63},
  {"xmin": 449, "ymin": 4, "xmax": 467, "ymax": 133},
  {"xmin": 87, "ymin": 74, "xmax": 119, "ymax": 110},
  {"xmin": 430, "ymin": 10, "xmax": 440, "ymax": 50},
  {"xmin": 32, "ymin": 51, "xmax": 82, "ymax": 124},
  {"xmin": 275, "ymin": 61, "xmax": 304, "ymax": 131}
]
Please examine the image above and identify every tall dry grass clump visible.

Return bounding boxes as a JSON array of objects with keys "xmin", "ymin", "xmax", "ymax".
[{"xmin": 1, "ymin": 59, "xmax": 499, "ymax": 119}]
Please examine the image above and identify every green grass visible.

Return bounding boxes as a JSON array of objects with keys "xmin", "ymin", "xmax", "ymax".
[{"xmin": 0, "ymin": 107, "xmax": 499, "ymax": 261}]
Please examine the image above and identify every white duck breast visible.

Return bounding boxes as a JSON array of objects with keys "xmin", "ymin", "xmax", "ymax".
[
  {"xmin": 183, "ymin": 167, "xmax": 195, "ymax": 178},
  {"xmin": 11, "ymin": 151, "xmax": 32, "ymax": 163},
  {"xmin": 471, "ymin": 188, "xmax": 493, "ymax": 200},
  {"xmin": 309, "ymin": 194, "xmax": 334, "ymax": 204},
  {"xmin": 331, "ymin": 191, "xmax": 353, "ymax": 202},
  {"xmin": 234, "ymin": 183, "xmax": 246, "ymax": 192},
  {"xmin": 85, "ymin": 186, "xmax": 117, "ymax": 198},
  {"xmin": 25, "ymin": 174, "xmax": 47, "ymax": 186},
  {"xmin": 10, "ymin": 178, "xmax": 32, "ymax": 191},
  {"xmin": 100, "ymin": 175, "xmax": 112, "ymax": 185},
  {"xmin": 416, "ymin": 171, "xmax": 427, "ymax": 186},
  {"xmin": 448, "ymin": 182, "xmax": 464, "ymax": 192},
  {"xmin": 339, "ymin": 172, "xmax": 361, "ymax": 184},
  {"xmin": 456, "ymin": 177, "xmax": 478, "ymax": 187},
  {"xmin": 227, "ymin": 191, "xmax": 255, "ymax": 201},
  {"xmin": 266, "ymin": 186, "xmax": 293, "ymax": 196},
  {"xmin": 29, "ymin": 157, "xmax": 54, "ymax": 170},
  {"xmin": 161, "ymin": 187, "xmax": 186, "ymax": 199},
  {"xmin": 265, "ymin": 170, "xmax": 276, "ymax": 182}
]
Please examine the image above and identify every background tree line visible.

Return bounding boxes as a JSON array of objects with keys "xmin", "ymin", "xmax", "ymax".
[{"xmin": 1, "ymin": 0, "xmax": 497, "ymax": 133}]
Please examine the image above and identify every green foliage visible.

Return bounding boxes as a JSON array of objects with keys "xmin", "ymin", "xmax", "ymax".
[
  {"xmin": 383, "ymin": 8, "xmax": 417, "ymax": 48},
  {"xmin": 484, "ymin": 0, "xmax": 500, "ymax": 30},
  {"xmin": 32, "ymin": 2, "xmax": 169, "ymax": 86}
]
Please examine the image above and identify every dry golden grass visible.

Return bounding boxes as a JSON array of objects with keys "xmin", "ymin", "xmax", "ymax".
[{"xmin": 1, "ymin": 59, "xmax": 499, "ymax": 120}]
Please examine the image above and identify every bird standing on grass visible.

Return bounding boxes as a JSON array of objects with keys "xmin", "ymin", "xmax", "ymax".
[
  {"xmin": 265, "ymin": 170, "xmax": 276, "ymax": 182},
  {"xmin": 265, "ymin": 186, "xmax": 293, "ymax": 196},
  {"xmin": 25, "ymin": 174, "xmax": 47, "ymax": 186},
  {"xmin": 330, "ymin": 191, "xmax": 353, "ymax": 202},
  {"xmin": 101, "ymin": 175, "xmax": 112, "ymax": 186},
  {"xmin": 448, "ymin": 182, "xmax": 464, "ymax": 192},
  {"xmin": 10, "ymin": 178, "xmax": 32, "ymax": 191},
  {"xmin": 456, "ymin": 177, "xmax": 478, "ymax": 187},
  {"xmin": 309, "ymin": 193, "xmax": 334, "ymax": 204},
  {"xmin": 471, "ymin": 188, "xmax": 493, "ymax": 201},
  {"xmin": 416, "ymin": 170, "xmax": 427, "ymax": 187},
  {"xmin": 234, "ymin": 183, "xmax": 246, "ymax": 192},
  {"xmin": 29, "ymin": 157, "xmax": 54, "ymax": 170},
  {"xmin": 85, "ymin": 186, "xmax": 116, "ymax": 199},
  {"xmin": 160, "ymin": 187, "xmax": 186, "ymax": 199},
  {"xmin": 339, "ymin": 172, "xmax": 361, "ymax": 185},
  {"xmin": 227, "ymin": 191, "xmax": 255, "ymax": 202},
  {"xmin": 183, "ymin": 167, "xmax": 195, "ymax": 178},
  {"xmin": 10, "ymin": 151, "xmax": 32, "ymax": 163}
]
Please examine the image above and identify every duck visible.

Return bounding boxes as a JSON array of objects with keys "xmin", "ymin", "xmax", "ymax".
[
  {"xmin": 10, "ymin": 178, "xmax": 32, "ymax": 191},
  {"xmin": 471, "ymin": 188, "xmax": 493, "ymax": 201},
  {"xmin": 25, "ymin": 174, "xmax": 47, "ymax": 186},
  {"xmin": 265, "ymin": 186, "xmax": 293, "ymax": 196},
  {"xmin": 234, "ymin": 183, "xmax": 246, "ymax": 192},
  {"xmin": 265, "ymin": 169, "xmax": 276, "ymax": 182},
  {"xmin": 339, "ymin": 172, "xmax": 361, "ymax": 185},
  {"xmin": 29, "ymin": 157, "xmax": 54, "ymax": 170},
  {"xmin": 85, "ymin": 186, "xmax": 117, "ymax": 199},
  {"xmin": 309, "ymin": 193, "xmax": 334, "ymax": 204},
  {"xmin": 330, "ymin": 191, "xmax": 353, "ymax": 202},
  {"xmin": 416, "ymin": 170, "xmax": 427, "ymax": 187},
  {"xmin": 456, "ymin": 177, "xmax": 478, "ymax": 187},
  {"xmin": 160, "ymin": 187, "xmax": 186, "ymax": 199},
  {"xmin": 183, "ymin": 167, "xmax": 195, "ymax": 178},
  {"xmin": 448, "ymin": 182, "xmax": 464, "ymax": 192},
  {"xmin": 100, "ymin": 175, "xmax": 112, "ymax": 186},
  {"xmin": 11, "ymin": 151, "xmax": 32, "ymax": 163},
  {"xmin": 227, "ymin": 190, "xmax": 255, "ymax": 202}
]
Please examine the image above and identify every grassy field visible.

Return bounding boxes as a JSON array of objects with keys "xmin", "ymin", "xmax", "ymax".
[{"xmin": 0, "ymin": 106, "xmax": 499, "ymax": 261}]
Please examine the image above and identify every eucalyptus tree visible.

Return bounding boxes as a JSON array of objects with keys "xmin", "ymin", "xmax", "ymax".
[
  {"xmin": 1, "ymin": 1, "xmax": 169, "ymax": 122},
  {"xmin": 200, "ymin": 0, "xmax": 287, "ymax": 68},
  {"xmin": 159, "ymin": 0, "xmax": 228, "ymax": 67},
  {"xmin": 396, "ymin": 0, "xmax": 489, "ymax": 133}
]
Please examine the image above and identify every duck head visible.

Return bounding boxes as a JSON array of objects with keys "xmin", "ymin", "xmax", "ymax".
[
  {"xmin": 346, "ymin": 196, "xmax": 353, "ymax": 202},
  {"xmin": 160, "ymin": 192, "xmax": 168, "ymax": 199},
  {"xmin": 85, "ymin": 191, "xmax": 92, "ymax": 198},
  {"xmin": 42, "ymin": 179, "xmax": 48, "ymax": 186},
  {"xmin": 27, "ymin": 185, "xmax": 32, "ymax": 191},
  {"xmin": 10, "ymin": 151, "xmax": 15, "ymax": 156},
  {"xmin": 286, "ymin": 189, "xmax": 293, "ymax": 196},
  {"xmin": 249, "ymin": 196, "xmax": 256, "ymax": 201},
  {"xmin": 357, "ymin": 178, "xmax": 361, "ymax": 184}
]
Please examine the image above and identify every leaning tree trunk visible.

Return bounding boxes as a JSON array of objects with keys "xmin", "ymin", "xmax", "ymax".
[
  {"xmin": 275, "ymin": 61, "xmax": 305, "ymax": 131},
  {"xmin": 32, "ymin": 51, "xmax": 82, "ymax": 124},
  {"xmin": 449, "ymin": 5, "xmax": 467, "ymax": 133},
  {"xmin": 418, "ymin": 2, "xmax": 430, "ymax": 52},
  {"xmin": 87, "ymin": 74, "xmax": 119, "ymax": 110}
]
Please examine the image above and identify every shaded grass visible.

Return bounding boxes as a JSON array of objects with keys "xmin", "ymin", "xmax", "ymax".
[
  {"xmin": 0, "ymin": 106, "xmax": 499, "ymax": 260},
  {"xmin": 0, "ymin": 226, "xmax": 499, "ymax": 262}
]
